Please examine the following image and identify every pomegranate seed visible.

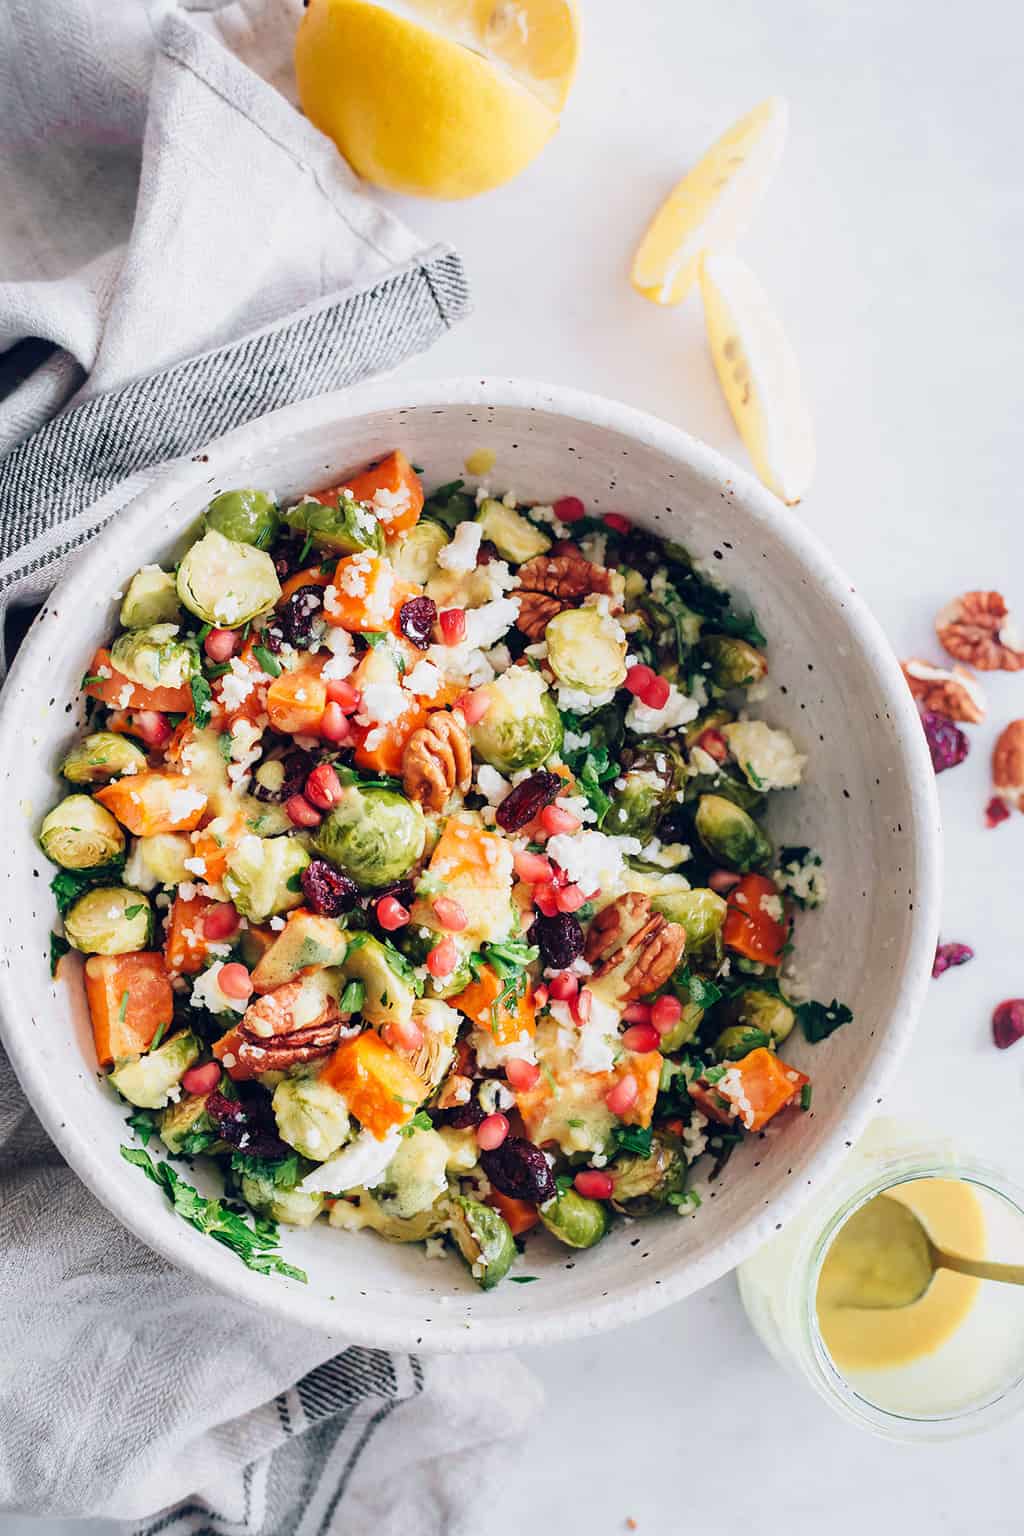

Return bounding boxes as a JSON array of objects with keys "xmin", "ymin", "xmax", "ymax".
[
  {"xmin": 555, "ymin": 883, "xmax": 587, "ymax": 913},
  {"xmin": 547, "ymin": 971, "xmax": 579, "ymax": 1002},
  {"xmin": 181, "ymin": 1061, "xmax": 222, "ymax": 1096},
  {"xmin": 456, "ymin": 689, "xmax": 491, "ymax": 725},
  {"xmin": 476, "ymin": 1113, "xmax": 510, "ymax": 1151},
  {"xmin": 993, "ymin": 1000, "xmax": 1024, "ymax": 1050},
  {"xmin": 305, "ymin": 762, "xmax": 344, "ymax": 810},
  {"xmin": 218, "ymin": 962, "xmax": 253, "ymax": 1002},
  {"xmin": 622, "ymin": 1023, "xmax": 660, "ymax": 1053},
  {"xmin": 204, "ymin": 628, "xmax": 240, "ymax": 663},
  {"xmin": 533, "ymin": 984, "xmax": 549, "ymax": 1008},
  {"xmin": 376, "ymin": 895, "xmax": 410, "ymax": 931},
  {"xmin": 320, "ymin": 701, "xmax": 351, "ymax": 743},
  {"xmin": 533, "ymin": 884, "xmax": 560, "ymax": 916},
  {"xmin": 651, "ymin": 994, "xmax": 683, "ymax": 1035},
  {"xmin": 606, "ymin": 1073, "xmax": 639, "ymax": 1116},
  {"xmin": 505, "ymin": 1057, "xmax": 541, "ymax": 1092},
  {"xmin": 286, "ymin": 793, "xmax": 322, "ymax": 828},
  {"xmin": 325, "ymin": 678, "xmax": 361, "ymax": 712},
  {"xmin": 540, "ymin": 803, "xmax": 581, "ymax": 836},
  {"xmin": 132, "ymin": 711, "xmax": 172, "ymax": 749},
  {"xmin": 986, "ymin": 796, "xmax": 1011, "ymax": 828},
  {"xmin": 603, "ymin": 512, "xmax": 631, "ymax": 534},
  {"xmin": 572, "ymin": 987, "xmax": 593, "ymax": 1026},
  {"xmin": 440, "ymin": 608, "xmax": 466, "ymax": 644},
  {"xmin": 202, "ymin": 902, "xmax": 239, "ymax": 941},
  {"xmin": 514, "ymin": 850, "xmax": 554, "ymax": 884},
  {"xmin": 625, "ymin": 664, "xmax": 656, "ymax": 698},
  {"xmin": 427, "ymin": 936, "xmax": 458, "ymax": 978},
  {"xmin": 553, "ymin": 496, "xmax": 585, "ymax": 523},
  {"xmin": 384, "ymin": 1017, "xmax": 424, "ymax": 1051},
  {"xmin": 642, "ymin": 675, "xmax": 670, "ymax": 710},
  {"xmin": 696, "ymin": 727, "xmax": 728, "ymax": 763},
  {"xmin": 622, "ymin": 1002, "xmax": 653, "ymax": 1025},
  {"xmin": 574, "ymin": 1169, "xmax": 614, "ymax": 1200},
  {"xmin": 708, "ymin": 868, "xmax": 742, "ymax": 895},
  {"xmin": 433, "ymin": 896, "xmax": 468, "ymax": 931}
]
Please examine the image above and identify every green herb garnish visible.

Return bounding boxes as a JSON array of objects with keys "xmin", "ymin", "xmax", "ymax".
[
  {"xmin": 339, "ymin": 979, "xmax": 365, "ymax": 1014},
  {"xmin": 190, "ymin": 673, "xmax": 213, "ymax": 728},
  {"xmin": 399, "ymin": 1111, "xmax": 434, "ymax": 1138},
  {"xmin": 797, "ymin": 998, "xmax": 853, "ymax": 1044},
  {"xmin": 50, "ymin": 857, "xmax": 127, "ymax": 916},
  {"xmin": 49, "ymin": 932, "xmax": 70, "ymax": 977},
  {"xmin": 253, "ymin": 645, "xmax": 282, "ymax": 677},
  {"xmin": 125, "ymin": 1109, "xmax": 157, "ymax": 1146},
  {"xmin": 149, "ymin": 1018, "xmax": 170, "ymax": 1051}
]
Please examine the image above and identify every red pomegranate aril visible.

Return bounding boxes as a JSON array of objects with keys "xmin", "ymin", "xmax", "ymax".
[
  {"xmin": 376, "ymin": 895, "xmax": 410, "ymax": 931},
  {"xmin": 696, "ymin": 727, "xmax": 728, "ymax": 763},
  {"xmin": 456, "ymin": 689, "xmax": 490, "ymax": 725},
  {"xmin": 218, "ymin": 962, "xmax": 253, "ymax": 1002},
  {"xmin": 708, "ymin": 868, "xmax": 742, "ymax": 895},
  {"xmin": 642, "ymin": 675, "xmax": 670, "ymax": 710},
  {"xmin": 574, "ymin": 1169, "xmax": 614, "ymax": 1200},
  {"xmin": 553, "ymin": 496, "xmax": 585, "ymax": 523},
  {"xmin": 385, "ymin": 1017, "xmax": 424, "ymax": 1052},
  {"xmin": 440, "ymin": 608, "xmax": 466, "ymax": 644},
  {"xmin": 622, "ymin": 1002, "xmax": 653, "ymax": 1025},
  {"xmin": 325, "ymin": 678, "xmax": 361, "ymax": 712},
  {"xmin": 505, "ymin": 1057, "xmax": 541, "ymax": 1092},
  {"xmin": 993, "ymin": 999, "xmax": 1024, "ymax": 1050},
  {"xmin": 427, "ymin": 936, "xmax": 458, "ymax": 978},
  {"xmin": 606, "ymin": 1073, "xmax": 639, "ymax": 1116},
  {"xmin": 204, "ymin": 627, "xmax": 240, "ymax": 663},
  {"xmin": 132, "ymin": 711, "xmax": 172, "ymax": 749},
  {"xmin": 514, "ymin": 850, "xmax": 554, "ymax": 884},
  {"xmin": 202, "ymin": 902, "xmax": 239, "ymax": 941},
  {"xmin": 286, "ymin": 793, "xmax": 322, "ymax": 828},
  {"xmin": 304, "ymin": 762, "xmax": 344, "ymax": 810},
  {"xmin": 540, "ymin": 802, "xmax": 581, "ymax": 836},
  {"xmin": 555, "ymin": 883, "xmax": 587, "ymax": 913},
  {"xmin": 433, "ymin": 896, "xmax": 468, "ymax": 931},
  {"xmin": 625, "ymin": 664, "xmax": 656, "ymax": 698},
  {"xmin": 622, "ymin": 1023, "xmax": 660, "ymax": 1053},
  {"xmin": 181, "ymin": 1061, "xmax": 222, "ymax": 1096},
  {"xmin": 476, "ymin": 1113, "xmax": 510, "ymax": 1151},
  {"xmin": 572, "ymin": 987, "xmax": 593, "ymax": 1026},
  {"xmin": 547, "ymin": 971, "xmax": 579, "ymax": 1002},
  {"xmin": 651, "ymin": 994, "xmax": 683, "ymax": 1035},
  {"xmin": 986, "ymin": 796, "xmax": 1010, "ymax": 829},
  {"xmin": 320, "ymin": 701, "xmax": 351, "ymax": 743},
  {"xmin": 533, "ymin": 884, "xmax": 560, "ymax": 917},
  {"xmin": 603, "ymin": 512, "xmax": 632, "ymax": 534}
]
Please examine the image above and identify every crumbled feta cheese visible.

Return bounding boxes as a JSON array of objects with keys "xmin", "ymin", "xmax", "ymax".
[
  {"xmin": 116, "ymin": 685, "xmax": 134, "ymax": 709},
  {"xmin": 370, "ymin": 485, "xmax": 412, "ymax": 526},
  {"xmin": 625, "ymin": 683, "xmax": 701, "ymax": 735},
  {"xmin": 546, "ymin": 829, "xmax": 633, "ymax": 894},
  {"xmin": 219, "ymin": 656, "xmax": 269, "ymax": 713},
  {"xmin": 579, "ymin": 531, "xmax": 607, "ymax": 566},
  {"xmin": 436, "ymin": 521, "xmax": 483, "ymax": 573},
  {"xmin": 476, "ymin": 764, "xmax": 511, "ymax": 805},
  {"xmin": 404, "ymin": 659, "xmax": 443, "ymax": 697},
  {"xmin": 689, "ymin": 746, "xmax": 720, "ymax": 776},
  {"xmin": 167, "ymin": 787, "xmax": 207, "ymax": 822},
  {"xmin": 320, "ymin": 626, "xmax": 356, "ymax": 681},
  {"xmin": 356, "ymin": 680, "xmax": 409, "ymax": 727},
  {"xmin": 528, "ymin": 503, "xmax": 570, "ymax": 538},
  {"xmin": 484, "ymin": 643, "xmax": 513, "ymax": 674},
  {"xmin": 471, "ymin": 1027, "xmax": 537, "ymax": 1069},
  {"xmin": 682, "ymin": 1110, "xmax": 709, "ymax": 1162},
  {"xmin": 776, "ymin": 849, "xmax": 828, "ymax": 909},
  {"xmin": 720, "ymin": 1067, "xmax": 755, "ymax": 1129},
  {"xmin": 183, "ymin": 856, "xmax": 207, "ymax": 876},
  {"xmin": 556, "ymin": 683, "xmax": 617, "ymax": 714},
  {"xmin": 562, "ymin": 728, "xmax": 591, "ymax": 754},
  {"xmin": 723, "ymin": 720, "xmax": 806, "ymax": 791},
  {"xmin": 299, "ymin": 1127, "xmax": 403, "ymax": 1195},
  {"xmin": 463, "ymin": 596, "xmax": 520, "ymax": 650}
]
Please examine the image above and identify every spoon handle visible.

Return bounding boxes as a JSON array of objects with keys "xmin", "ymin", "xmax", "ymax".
[{"xmin": 936, "ymin": 1250, "xmax": 1024, "ymax": 1287}]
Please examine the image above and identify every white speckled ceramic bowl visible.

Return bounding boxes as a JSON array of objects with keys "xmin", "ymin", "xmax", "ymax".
[{"xmin": 0, "ymin": 378, "xmax": 940, "ymax": 1351}]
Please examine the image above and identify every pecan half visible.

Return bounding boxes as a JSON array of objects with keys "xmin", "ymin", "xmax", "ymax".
[
  {"xmin": 234, "ymin": 980, "xmax": 342, "ymax": 1072},
  {"xmin": 992, "ymin": 719, "xmax": 1024, "ymax": 810},
  {"xmin": 516, "ymin": 591, "xmax": 568, "ymax": 641},
  {"xmin": 900, "ymin": 658, "xmax": 986, "ymax": 724},
  {"xmin": 584, "ymin": 892, "xmax": 686, "ymax": 1002},
  {"xmin": 935, "ymin": 592, "xmax": 1024, "ymax": 672},
  {"xmin": 402, "ymin": 710, "xmax": 472, "ymax": 811},
  {"xmin": 515, "ymin": 553, "xmax": 617, "ymax": 638}
]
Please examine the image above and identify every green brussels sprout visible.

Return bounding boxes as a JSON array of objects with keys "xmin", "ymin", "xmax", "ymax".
[
  {"xmin": 39, "ymin": 795, "xmax": 125, "ymax": 870},
  {"xmin": 272, "ymin": 1074, "xmax": 351, "ymax": 1161},
  {"xmin": 400, "ymin": 999, "xmax": 459, "ymax": 1090},
  {"xmin": 683, "ymin": 707, "xmax": 733, "ymax": 749},
  {"xmin": 282, "ymin": 492, "xmax": 383, "ymax": 557},
  {"xmin": 421, "ymin": 482, "xmax": 476, "ymax": 533},
  {"xmin": 61, "ymin": 731, "xmax": 148, "ymax": 786},
  {"xmin": 650, "ymin": 887, "xmax": 727, "ymax": 949},
  {"xmin": 374, "ymin": 1127, "xmax": 449, "ymax": 1219},
  {"xmin": 546, "ymin": 607, "xmax": 628, "ymax": 695},
  {"xmin": 158, "ymin": 1093, "xmax": 219, "ymax": 1155},
  {"xmin": 125, "ymin": 832, "xmax": 193, "ymax": 889},
  {"xmin": 631, "ymin": 594, "xmax": 703, "ymax": 678},
  {"xmin": 475, "ymin": 498, "xmax": 551, "ymax": 563},
  {"xmin": 341, "ymin": 933, "xmax": 418, "ymax": 1028},
  {"xmin": 719, "ymin": 986, "xmax": 795, "ymax": 1047},
  {"xmin": 538, "ymin": 1188, "xmax": 609, "ymax": 1248},
  {"xmin": 694, "ymin": 794, "xmax": 772, "ymax": 873},
  {"xmin": 469, "ymin": 668, "xmax": 563, "ymax": 775},
  {"xmin": 700, "ymin": 633, "xmax": 768, "ymax": 691},
  {"xmin": 109, "ymin": 1031, "xmax": 200, "ymax": 1108},
  {"xmin": 110, "ymin": 624, "xmax": 195, "ymax": 691},
  {"xmin": 449, "ymin": 1195, "xmax": 516, "ymax": 1290},
  {"xmin": 332, "ymin": 1189, "xmax": 449, "ymax": 1242},
  {"xmin": 314, "ymin": 785, "xmax": 425, "ymax": 891},
  {"xmin": 603, "ymin": 738, "xmax": 683, "ymax": 840},
  {"xmin": 223, "ymin": 835, "xmax": 310, "ymax": 922},
  {"xmin": 119, "ymin": 567, "xmax": 181, "ymax": 628},
  {"xmin": 437, "ymin": 1124, "xmax": 480, "ymax": 1173},
  {"xmin": 176, "ymin": 527, "xmax": 281, "ymax": 628},
  {"xmin": 609, "ymin": 1133, "xmax": 687, "ymax": 1214},
  {"xmin": 657, "ymin": 1000, "xmax": 704, "ymax": 1052},
  {"xmin": 583, "ymin": 701, "xmax": 626, "ymax": 757},
  {"xmin": 241, "ymin": 1175, "xmax": 324, "ymax": 1228},
  {"xmin": 64, "ymin": 886, "xmax": 152, "ymax": 954},
  {"xmin": 714, "ymin": 1024, "xmax": 772, "ymax": 1061},
  {"xmin": 393, "ymin": 925, "xmax": 472, "ymax": 998},
  {"xmin": 390, "ymin": 519, "xmax": 450, "ymax": 584},
  {"xmin": 204, "ymin": 488, "xmax": 280, "ymax": 548},
  {"xmin": 684, "ymin": 766, "xmax": 764, "ymax": 815}
]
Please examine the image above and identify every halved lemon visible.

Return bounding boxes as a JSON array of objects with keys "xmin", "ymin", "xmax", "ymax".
[
  {"xmin": 295, "ymin": 0, "xmax": 580, "ymax": 199},
  {"xmin": 632, "ymin": 98, "xmax": 788, "ymax": 306},
  {"xmin": 699, "ymin": 248, "xmax": 814, "ymax": 505}
]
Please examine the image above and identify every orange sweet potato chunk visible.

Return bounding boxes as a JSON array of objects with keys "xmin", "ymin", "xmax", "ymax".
[
  {"xmin": 85, "ymin": 952, "xmax": 174, "ymax": 1068},
  {"xmin": 320, "ymin": 1030, "xmax": 427, "ymax": 1137}
]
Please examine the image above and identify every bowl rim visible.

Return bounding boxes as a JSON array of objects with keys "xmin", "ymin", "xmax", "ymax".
[{"xmin": 0, "ymin": 375, "xmax": 942, "ymax": 1351}]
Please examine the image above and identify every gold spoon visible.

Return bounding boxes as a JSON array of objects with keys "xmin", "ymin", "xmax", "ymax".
[{"xmin": 817, "ymin": 1193, "xmax": 1024, "ymax": 1310}]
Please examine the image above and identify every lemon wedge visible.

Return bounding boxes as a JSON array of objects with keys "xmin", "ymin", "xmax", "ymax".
[
  {"xmin": 699, "ymin": 249, "xmax": 814, "ymax": 505},
  {"xmin": 295, "ymin": 0, "xmax": 580, "ymax": 199},
  {"xmin": 632, "ymin": 98, "xmax": 788, "ymax": 306}
]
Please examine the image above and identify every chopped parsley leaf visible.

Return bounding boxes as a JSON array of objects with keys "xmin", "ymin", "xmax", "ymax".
[
  {"xmin": 797, "ymin": 998, "xmax": 854, "ymax": 1044},
  {"xmin": 253, "ymin": 644, "xmax": 282, "ymax": 678},
  {"xmin": 49, "ymin": 932, "xmax": 70, "ymax": 977}
]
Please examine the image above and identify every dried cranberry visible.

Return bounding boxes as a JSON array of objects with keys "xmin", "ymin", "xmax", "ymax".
[
  {"xmin": 932, "ymin": 942, "xmax": 974, "ymax": 978},
  {"xmin": 273, "ymin": 539, "xmax": 309, "ymax": 581},
  {"xmin": 205, "ymin": 1091, "xmax": 292, "ymax": 1160},
  {"xmin": 278, "ymin": 584, "xmax": 325, "ymax": 648},
  {"xmin": 993, "ymin": 1000, "xmax": 1024, "ymax": 1050},
  {"xmin": 367, "ymin": 878, "xmax": 416, "ymax": 909},
  {"xmin": 495, "ymin": 770, "xmax": 563, "ymax": 832},
  {"xmin": 919, "ymin": 707, "xmax": 968, "ymax": 773},
  {"xmin": 301, "ymin": 858, "xmax": 358, "ymax": 916},
  {"xmin": 438, "ymin": 1100, "xmax": 486, "ymax": 1130},
  {"xmin": 398, "ymin": 595, "xmax": 438, "ymax": 650},
  {"xmin": 259, "ymin": 623, "xmax": 285, "ymax": 654},
  {"xmin": 480, "ymin": 1135, "xmax": 556, "ymax": 1203},
  {"xmin": 531, "ymin": 910, "xmax": 584, "ymax": 970},
  {"xmin": 986, "ymin": 796, "xmax": 1010, "ymax": 828},
  {"xmin": 252, "ymin": 747, "xmax": 319, "ymax": 803},
  {"xmin": 476, "ymin": 540, "xmax": 500, "ymax": 565}
]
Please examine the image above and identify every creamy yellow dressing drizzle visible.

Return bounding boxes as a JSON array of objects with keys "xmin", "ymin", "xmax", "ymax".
[{"xmin": 464, "ymin": 448, "xmax": 496, "ymax": 476}]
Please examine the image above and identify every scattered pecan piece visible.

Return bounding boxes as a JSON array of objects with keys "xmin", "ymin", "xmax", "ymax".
[
  {"xmin": 402, "ymin": 710, "xmax": 472, "ymax": 811},
  {"xmin": 935, "ymin": 591, "xmax": 1024, "ymax": 671},
  {"xmin": 234, "ymin": 980, "xmax": 342, "ymax": 1072},
  {"xmin": 435, "ymin": 1072, "xmax": 475, "ymax": 1111},
  {"xmin": 515, "ymin": 591, "xmax": 568, "ymax": 641},
  {"xmin": 514, "ymin": 553, "xmax": 617, "ymax": 638},
  {"xmin": 900, "ymin": 658, "xmax": 985, "ymax": 724},
  {"xmin": 992, "ymin": 719, "xmax": 1024, "ymax": 810},
  {"xmin": 584, "ymin": 892, "xmax": 686, "ymax": 1002}
]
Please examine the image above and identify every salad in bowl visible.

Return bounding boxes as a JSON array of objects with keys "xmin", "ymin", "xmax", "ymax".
[{"xmin": 41, "ymin": 449, "xmax": 850, "ymax": 1291}]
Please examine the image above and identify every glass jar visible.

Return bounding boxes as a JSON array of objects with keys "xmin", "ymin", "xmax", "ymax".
[{"xmin": 737, "ymin": 1118, "xmax": 1024, "ymax": 1440}]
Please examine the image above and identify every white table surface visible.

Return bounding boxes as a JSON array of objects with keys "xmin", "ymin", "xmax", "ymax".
[{"xmin": 6, "ymin": 0, "xmax": 1022, "ymax": 1531}]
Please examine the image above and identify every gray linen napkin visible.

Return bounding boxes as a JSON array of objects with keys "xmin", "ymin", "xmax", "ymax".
[{"xmin": 0, "ymin": 2, "xmax": 542, "ymax": 1531}]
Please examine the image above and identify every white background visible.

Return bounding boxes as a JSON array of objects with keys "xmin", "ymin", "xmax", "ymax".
[{"xmin": 10, "ymin": 0, "xmax": 1023, "ymax": 1531}]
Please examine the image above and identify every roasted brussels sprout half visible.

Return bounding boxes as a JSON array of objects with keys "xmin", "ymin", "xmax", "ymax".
[
  {"xmin": 158, "ymin": 1093, "xmax": 219, "ymax": 1155},
  {"xmin": 476, "ymin": 498, "xmax": 551, "ymax": 563},
  {"xmin": 694, "ymin": 794, "xmax": 772, "ymax": 873},
  {"xmin": 390, "ymin": 519, "xmax": 450, "ymax": 584},
  {"xmin": 657, "ymin": 999, "xmax": 704, "ymax": 1052},
  {"xmin": 650, "ymin": 887, "xmax": 727, "ymax": 950},
  {"xmin": 204, "ymin": 488, "xmax": 280, "ymax": 548},
  {"xmin": 631, "ymin": 593, "xmax": 702, "ymax": 678},
  {"xmin": 395, "ymin": 999, "xmax": 459, "ymax": 1090},
  {"xmin": 683, "ymin": 766, "xmax": 764, "ymax": 815},
  {"xmin": 110, "ymin": 624, "xmax": 195, "ymax": 691},
  {"xmin": 241, "ymin": 1175, "xmax": 324, "ymax": 1228},
  {"xmin": 538, "ymin": 1188, "xmax": 609, "ymax": 1248},
  {"xmin": 341, "ymin": 933, "xmax": 418, "ymax": 1028},
  {"xmin": 714, "ymin": 1024, "xmax": 771, "ymax": 1061},
  {"xmin": 272, "ymin": 1074, "xmax": 351, "ymax": 1162},
  {"xmin": 718, "ymin": 986, "xmax": 795, "ymax": 1048},
  {"xmin": 64, "ymin": 886, "xmax": 152, "ymax": 954},
  {"xmin": 176, "ymin": 527, "xmax": 281, "ymax": 628},
  {"xmin": 314, "ymin": 785, "xmax": 425, "ymax": 891},
  {"xmin": 546, "ymin": 607, "xmax": 628, "ymax": 696},
  {"xmin": 449, "ymin": 1195, "xmax": 516, "ymax": 1290},
  {"xmin": 421, "ymin": 482, "xmax": 476, "ymax": 533},
  {"xmin": 125, "ymin": 832, "xmax": 192, "ymax": 890},
  {"xmin": 109, "ymin": 1030, "xmax": 200, "ymax": 1108},
  {"xmin": 683, "ymin": 707, "xmax": 733, "ymax": 750},
  {"xmin": 282, "ymin": 492, "xmax": 383, "ymax": 556},
  {"xmin": 374, "ymin": 1127, "xmax": 449, "ymax": 1219},
  {"xmin": 603, "ymin": 738, "xmax": 683, "ymax": 840},
  {"xmin": 469, "ymin": 668, "xmax": 563, "ymax": 775},
  {"xmin": 331, "ymin": 1189, "xmax": 449, "ymax": 1242},
  {"xmin": 609, "ymin": 1132, "xmax": 687, "ymax": 1214},
  {"xmin": 39, "ymin": 795, "xmax": 125, "ymax": 870},
  {"xmin": 223, "ymin": 834, "xmax": 310, "ymax": 922},
  {"xmin": 61, "ymin": 731, "xmax": 148, "ymax": 786},
  {"xmin": 700, "ymin": 633, "xmax": 768, "ymax": 690},
  {"xmin": 119, "ymin": 567, "xmax": 181, "ymax": 628},
  {"xmin": 393, "ymin": 925, "xmax": 473, "ymax": 999}
]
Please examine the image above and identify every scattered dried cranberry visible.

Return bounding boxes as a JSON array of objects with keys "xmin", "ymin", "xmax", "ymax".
[
  {"xmin": 273, "ymin": 539, "xmax": 310, "ymax": 581},
  {"xmin": 932, "ymin": 942, "xmax": 974, "ymax": 978},
  {"xmin": 301, "ymin": 858, "xmax": 358, "ymax": 916},
  {"xmin": 531, "ymin": 910, "xmax": 584, "ymax": 970},
  {"xmin": 278, "ymin": 584, "xmax": 325, "ymax": 648},
  {"xmin": 992, "ymin": 999, "xmax": 1024, "ymax": 1050},
  {"xmin": 495, "ymin": 770, "xmax": 562, "ymax": 832},
  {"xmin": 986, "ymin": 796, "xmax": 1010, "ymax": 828},
  {"xmin": 476, "ymin": 540, "xmax": 500, "ymax": 565},
  {"xmin": 398, "ymin": 594, "xmax": 438, "ymax": 649},
  {"xmin": 369, "ymin": 878, "xmax": 416, "ymax": 910},
  {"xmin": 205, "ymin": 1091, "xmax": 292, "ymax": 1160},
  {"xmin": 252, "ymin": 747, "xmax": 318, "ymax": 803},
  {"xmin": 920, "ymin": 707, "xmax": 969, "ymax": 773},
  {"xmin": 480, "ymin": 1135, "xmax": 556, "ymax": 1203},
  {"xmin": 437, "ymin": 1099, "xmax": 485, "ymax": 1129}
]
